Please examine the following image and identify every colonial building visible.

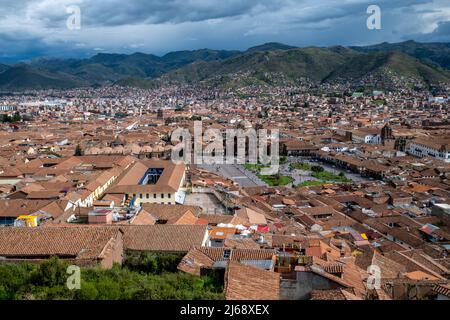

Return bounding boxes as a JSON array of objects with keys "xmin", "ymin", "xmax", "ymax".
[
  {"xmin": 407, "ymin": 137, "xmax": 450, "ymax": 163},
  {"xmin": 105, "ymin": 159, "xmax": 186, "ymax": 207}
]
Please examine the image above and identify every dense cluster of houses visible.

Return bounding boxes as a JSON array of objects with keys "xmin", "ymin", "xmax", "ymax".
[{"xmin": 0, "ymin": 84, "xmax": 449, "ymax": 300}]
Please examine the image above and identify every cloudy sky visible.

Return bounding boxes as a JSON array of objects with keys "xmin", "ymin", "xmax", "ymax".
[{"xmin": 1, "ymin": 0, "xmax": 450, "ymax": 62}]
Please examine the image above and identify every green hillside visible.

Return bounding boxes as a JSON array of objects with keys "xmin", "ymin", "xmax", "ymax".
[
  {"xmin": 0, "ymin": 66, "xmax": 85, "ymax": 90},
  {"xmin": 352, "ymin": 40, "xmax": 450, "ymax": 70},
  {"xmin": 325, "ymin": 51, "xmax": 450, "ymax": 84},
  {"xmin": 2, "ymin": 41, "xmax": 450, "ymax": 90}
]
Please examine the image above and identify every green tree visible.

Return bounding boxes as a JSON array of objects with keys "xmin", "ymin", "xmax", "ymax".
[
  {"xmin": 311, "ymin": 165, "xmax": 324, "ymax": 173},
  {"xmin": 11, "ymin": 112, "xmax": 21, "ymax": 122},
  {"xmin": 31, "ymin": 256, "xmax": 68, "ymax": 287},
  {"xmin": 0, "ymin": 257, "xmax": 224, "ymax": 301}
]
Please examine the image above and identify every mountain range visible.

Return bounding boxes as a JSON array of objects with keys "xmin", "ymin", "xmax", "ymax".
[{"xmin": 1, "ymin": 41, "xmax": 450, "ymax": 90}]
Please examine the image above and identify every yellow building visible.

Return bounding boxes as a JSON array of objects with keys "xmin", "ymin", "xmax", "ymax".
[{"xmin": 105, "ymin": 159, "xmax": 186, "ymax": 207}]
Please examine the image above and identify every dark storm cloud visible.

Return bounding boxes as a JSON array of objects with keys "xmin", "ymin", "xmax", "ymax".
[
  {"xmin": 26, "ymin": 0, "xmax": 431, "ymax": 28},
  {"xmin": 0, "ymin": 0, "xmax": 449, "ymax": 62},
  {"xmin": 19, "ymin": 0, "xmax": 287, "ymax": 28},
  {"xmin": 81, "ymin": 0, "xmax": 286, "ymax": 26},
  {"xmin": 411, "ymin": 20, "xmax": 450, "ymax": 42}
]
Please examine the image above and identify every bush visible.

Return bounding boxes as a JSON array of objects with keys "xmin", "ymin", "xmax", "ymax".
[
  {"xmin": 0, "ymin": 257, "xmax": 224, "ymax": 300},
  {"xmin": 30, "ymin": 256, "xmax": 68, "ymax": 287},
  {"xmin": 311, "ymin": 165, "xmax": 324, "ymax": 173},
  {"xmin": 0, "ymin": 263, "xmax": 34, "ymax": 299},
  {"xmin": 75, "ymin": 281, "xmax": 98, "ymax": 300},
  {"xmin": 123, "ymin": 252, "xmax": 184, "ymax": 274}
]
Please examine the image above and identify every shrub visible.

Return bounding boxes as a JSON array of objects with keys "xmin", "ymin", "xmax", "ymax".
[
  {"xmin": 0, "ymin": 257, "xmax": 224, "ymax": 300},
  {"xmin": 311, "ymin": 165, "xmax": 324, "ymax": 173},
  {"xmin": 123, "ymin": 252, "xmax": 184, "ymax": 274},
  {"xmin": 30, "ymin": 256, "xmax": 68, "ymax": 287}
]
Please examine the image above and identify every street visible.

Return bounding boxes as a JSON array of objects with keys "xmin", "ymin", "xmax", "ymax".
[{"xmin": 199, "ymin": 163, "xmax": 267, "ymax": 187}]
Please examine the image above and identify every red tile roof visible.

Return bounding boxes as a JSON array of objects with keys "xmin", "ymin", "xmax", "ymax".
[{"xmin": 225, "ymin": 261, "xmax": 280, "ymax": 300}]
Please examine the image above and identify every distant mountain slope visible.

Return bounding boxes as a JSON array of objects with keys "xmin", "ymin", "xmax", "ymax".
[
  {"xmin": 28, "ymin": 53, "xmax": 166, "ymax": 83},
  {"xmin": 246, "ymin": 42, "xmax": 297, "ymax": 53},
  {"xmin": 352, "ymin": 40, "xmax": 450, "ymax": 70},
  {"xmin": 162, "ymin": 49, "xmax": 241, "ymax": 68},
  {"xmin": 1, "ymin": 41, "xmax": 449, "ymax": 90},
  {"xmin": 325, "ymin": 51, "xmax": 450, "ymax": 84},
  {"xmin": 160, "ymin": 47, "xmax": 355, "ymax": 86},
  {"xmin": 0, "ymin": 66, "xmax": 84, "ymax": 90},
  {"xmin": 27, "ymin": 49, "xmax": 241, "ymax": 85},
  {"xmin": 160, "ymin": 47, "xmax": 450, "ymax": 88}
]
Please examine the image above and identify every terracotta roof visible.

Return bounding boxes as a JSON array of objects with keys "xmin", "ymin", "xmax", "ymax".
[
  {"xmin": 194, "ymin": 247, "xmax": 276, "ymax": 262},
  {"xmin": 26, "ymin": 190, "xmax": 62, "ymax": 199},
  {"xmin": 197, "ymin": 214, "xmax": 234, "ymax": 225},
  {"xmin": 0, "ymin": 199, "xmax": 53, "ymax": 217},
  {"xmin": 404, "ymin": 270, "xmax": 440, "ymax": 281},
  {"xmin": 235, "ymin": 207, "xmax": 267, "ymax": 225},
  {"xmin": 355, "ymin": 249, "xmax": 406, "ymax": 279},
  {"xmin": 107, "ymin": 159, "xmax": 185, "ymax": 194},
  {"xmin": 432, "ymin": 283, "xmax": 450, "ymax": 297},
  {"xmin": 224, "ymin": 237, "xmax": 261, "ymax": 250},
  {"xmin": 209, "ymin": 227, "xmax": 238, "ymax": 240},
  {"xmin": 142, "ymin": 204, "xmax": 200, "ymax": 224},
  {"xmin": 225, "ymin": 261, "xmax": 280, "ymax": 300},
  {"xmin": 0, "ymin": 227, "xmax": 120, "ymax": 260},
  {"xmin": 270, "ymin": 234, "xmax": 307, "ymax": 248},
  {"xmin": 121, "ymin": 225, "xmax": 207, "ymax": 252}
]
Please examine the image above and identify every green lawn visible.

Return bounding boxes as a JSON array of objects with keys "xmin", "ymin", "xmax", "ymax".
[
  {"xmin": 243, "ymin": 163, "xmax": 269, "ymax": 171},
  {"xmin": 258, "ymin": 174, "xmax": 293, "ymax": 186},
  {"xmin": 290, "ymin": 162, "xmax": 312, "ymax": 171},
  {"xmin": 297, "ymin": 180, "xmax": 330, "ymax": 188},
  {"xmin": 312, "ymin": 171, "xmax": 352, "ymax": 183},
  {"xmin": 290, "ymin": 162, "xmax": 353, "ymax": 188},
  {"xmin": 244, "ymin": 158, "xmax": 286, "ymax": 172}
]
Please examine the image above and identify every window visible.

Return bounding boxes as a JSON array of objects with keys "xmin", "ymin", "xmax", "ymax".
[
  {"xmin": 168, "ymin": 194, "xmax": 171, "ymax": 199},
  {"xmin": 153, "ymin": 193, "xmax": 156, "ymax": 199},
  {"xmin": 223, "ymin": 249, "xmax": 231, "ymax": 260},
  {"xmin": 139, "ymin": 194, "xmax": 142, "ymax": 199},
  {"xmin": 146, "ymin": 194, "xmax": 149, "ymax": 199},
  {"xmin": 161, "ymin": 194, "xmax": 164, "ymax": 199},
  {"xmin": 168, "ymin": 202, "xmax": 171, "ymax": 205}
]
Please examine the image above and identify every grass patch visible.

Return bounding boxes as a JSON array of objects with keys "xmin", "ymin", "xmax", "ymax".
[
  {"xmin": 244, "ymin": 158, "xmax": 285, "ymax": 172},
  {"xmin": 312, "ymin": 171, "xmax": 352, "ymax": 183},
  {"xmin": 290, "ymin": 162, "xmax": 312, "ymax": 171},
  {"xmin": 258, "ymin": 174, "xmax": 293, "ymax": 186},
  {"xmin": 297, "ymin": 180, "xmax": 330, "ymax": 188},
  {"xmin": 243, "ymin": 163, "xmax": 269, "ymax": 171}
]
